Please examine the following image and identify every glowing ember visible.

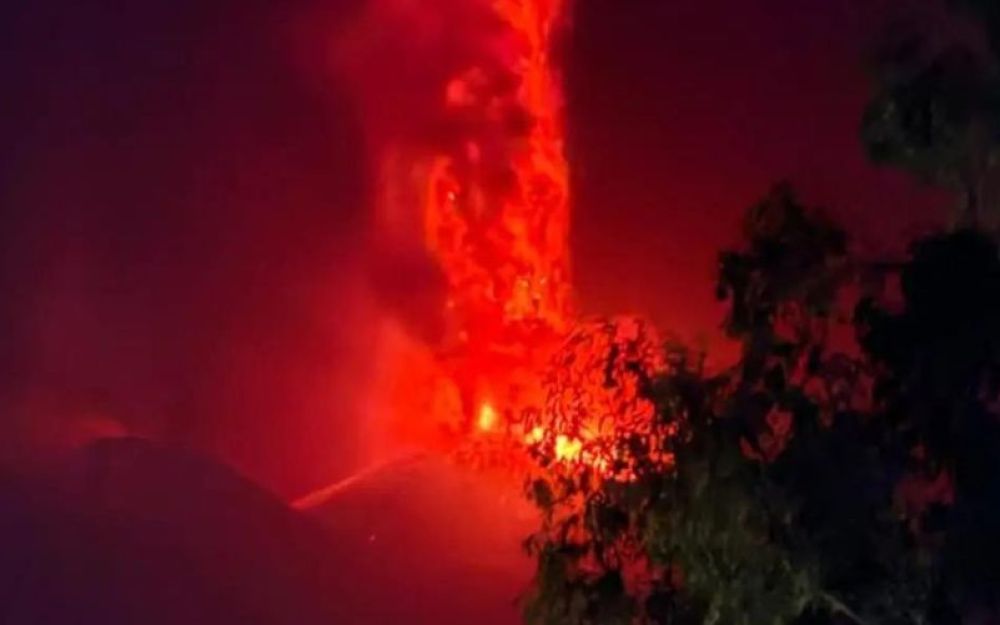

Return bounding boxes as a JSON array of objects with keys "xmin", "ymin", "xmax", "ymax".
[
  {"xmin": 477, "ymin": 402, "xmax": 498, "ymax": 431},
  {"xmin": 553, "ymin": 434, "xmax": 582, "ymax": 461},
  {"xmin": 525, "ymin": 425, "xmax": 545, "ymax": 444}
]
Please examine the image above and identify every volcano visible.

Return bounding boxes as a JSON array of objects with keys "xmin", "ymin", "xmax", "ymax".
[{"xmin": 0, "ymin": 438, "xmax": 532, "ymax": 625}]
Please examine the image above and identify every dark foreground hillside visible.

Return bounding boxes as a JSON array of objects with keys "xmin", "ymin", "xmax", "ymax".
[{"xmin": 0, "ymin": 438, "xmax": 532, "ymax": 625}]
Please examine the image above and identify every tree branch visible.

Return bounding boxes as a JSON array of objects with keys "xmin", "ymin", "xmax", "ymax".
[{"xmin": 819, "ymin": 591, "xmax": 874, "ymax": 625}]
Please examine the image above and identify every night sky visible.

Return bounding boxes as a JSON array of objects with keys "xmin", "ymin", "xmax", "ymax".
[
  {"xmin": 1, "ymin": 0, "xmax": 947, "ymax": 498},
  {"xmin": 568, "ymin": 0, "xmax": 946, "ymax": 349}
]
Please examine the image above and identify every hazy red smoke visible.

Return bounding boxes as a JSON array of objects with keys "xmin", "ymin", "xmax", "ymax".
[
  {"xmin": 0, "ymin": 0, "xmax": 541, "ymax": 498},
  {"xmin": 0, "ymin": 0, "xmax": 379, "ymax": 497}
]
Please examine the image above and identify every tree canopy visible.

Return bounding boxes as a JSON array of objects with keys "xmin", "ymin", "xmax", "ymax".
[
  {"xmin": 523, "ymin": 185, "xmax": 1000, "ymax": 625},
  {"xmin": 521, "ymin": 6, "xmax": 1000, "ymax": 624}
]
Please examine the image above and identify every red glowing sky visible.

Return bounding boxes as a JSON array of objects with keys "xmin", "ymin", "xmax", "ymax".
[
  {"xmin": 567, "ymin": 0, "xmax": 946, "ymax": 357},
  {"xmin": 0, "ymin": 0, "xmax": 947, "ymax": 497}
]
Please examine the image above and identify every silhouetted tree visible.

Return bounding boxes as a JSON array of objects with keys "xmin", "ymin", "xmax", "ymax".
[
  {"xmin": 524, "ymin": 7, "xmax": 1000, "ymax": 622},
  {"xmin": 523, "ymin": 186, "xmax": 1000, "ymax": 625},
  {"xmin": 861, "ymin": 1, "xmax": 1000, "ymax": 225},
  {"xmin": 857, "ymin": 227, "xmax": 1000, "ymax": 620}
]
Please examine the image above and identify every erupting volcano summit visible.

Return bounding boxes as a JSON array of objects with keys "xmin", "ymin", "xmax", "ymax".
[{"xmin": 376, "ymin": 0, "xmax": 663, "ymax": 476}]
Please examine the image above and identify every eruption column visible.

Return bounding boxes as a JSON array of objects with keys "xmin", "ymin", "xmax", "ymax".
[
  {"xmin": 371, "ymin": 0, "xmax": 664, "ymax": 479},
  {"xmin": 420, "ymin": 0, "xmax": 572, "ymax": 436}
]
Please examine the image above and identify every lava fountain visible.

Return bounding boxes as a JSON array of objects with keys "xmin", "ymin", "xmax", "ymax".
[
  {"xmin": 366, "ymin": 0, "xmax": 664, "ymax": 480},
  {"xmin": 420, "ymin": 0, "xmax": 573, "ymax": 437}
]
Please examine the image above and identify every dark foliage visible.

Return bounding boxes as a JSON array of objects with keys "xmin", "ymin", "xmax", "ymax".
[
  {"xmin": 524, "ymin": 7, "xmax": 1000, "ymax": 622},
  {"xmin": 523, "ymin": 187, "xmax": 1000, "ymax": 625},
  {"xmin": 861, "ymin": 1, "xmax": 1000, "ymax": 223},
  {"xmin": 858, "ymin": 228, "xmax": 1000, "ymax": 617}
]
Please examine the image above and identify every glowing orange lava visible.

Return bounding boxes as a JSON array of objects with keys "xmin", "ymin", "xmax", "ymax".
[
  {"xmin": 477, "ymin": 402, "xmax": 498, "ymax": 431},
  {"xmin": 381, "ymin": 0, "xmax": 667, "ymax": 481},
  {"xmin": 425, "ymin": 0, "xmax": 572, "ymax": 340},
  {"xmin": 419, "ymin": 0, "xmax": 571, "ymax": 441}
]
